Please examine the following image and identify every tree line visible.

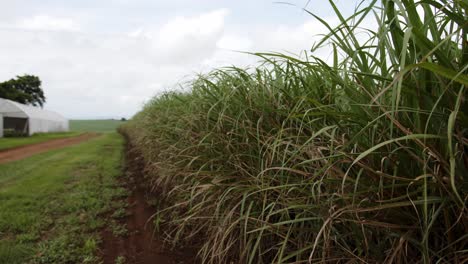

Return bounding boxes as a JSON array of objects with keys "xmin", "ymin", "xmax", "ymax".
[{"xmin": 0, "ymin": 74, "xmax": 46, "ymax": 107}]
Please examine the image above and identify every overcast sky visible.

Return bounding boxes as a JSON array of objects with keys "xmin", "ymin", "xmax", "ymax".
[{"xmin": 0, "ymin": 0, "xmax": 364, "ymax": 119}]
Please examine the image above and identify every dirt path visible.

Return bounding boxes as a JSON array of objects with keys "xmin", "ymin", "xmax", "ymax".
[
  {"xmin": 100, "ymin": 144, "xmax": 195, "ymax": 264},
  {"xmin": 0, "ymin": 133, "xmax": 99, "ymax": 164}
]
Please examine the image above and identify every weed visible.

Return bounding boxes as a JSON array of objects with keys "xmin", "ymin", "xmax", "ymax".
[
  {"xmin": 111, "ymin": 208, "xmax": 128, "ymax": 219},
  {"xmin": 111, "ymin": 221, "xmax": 128, "ymax": 237},
  {"xmin": 115, "ymin": 255, "xmax": 126, "ymax": 264}
]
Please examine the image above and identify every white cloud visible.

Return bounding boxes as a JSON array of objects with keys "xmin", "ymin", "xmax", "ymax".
[
  {"xmin": 126, "ymin": 9, "xmax": 229, "ymax": 65},
  {"xmin": 217, "ymin": 35, "xmax": 252, "ymax": 51},
  {"xmin": 0, "ymin": 9, "xmax": 233, "ymax": 118},
  {"xmin": 17, "ymin": 15, "xmax": 81, "ymax": 32},
  {"xmin": 158, "ymin": 9, "xmax": 228, "ymax": 39}
]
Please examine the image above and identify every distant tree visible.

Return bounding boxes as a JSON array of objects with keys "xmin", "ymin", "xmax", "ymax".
[
  {"xmin": 120, "ymin": 117, "xmax": 127, "ymax": 121},
  {"xmin": 0, "ymin": 75, "xmax": 46, "ymax": 107}
]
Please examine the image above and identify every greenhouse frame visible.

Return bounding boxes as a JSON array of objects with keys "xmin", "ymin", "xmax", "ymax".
[{"xmin": 0, "ymin": 98, "xmax": 68, "ymax": 137}]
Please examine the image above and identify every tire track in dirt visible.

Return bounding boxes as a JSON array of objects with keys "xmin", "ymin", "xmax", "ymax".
[
  {"xmin": 0, "ymin": 133, "xmax": 99, "ymax": 164},
  {"xmin": 100, "ymin": 142, "xmax": 195, "ymax": 264}
]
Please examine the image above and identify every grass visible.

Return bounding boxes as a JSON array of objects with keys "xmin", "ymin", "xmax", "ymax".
[
  {"xmin": 0, "ymin": 133, "xmax": 125, "ymax": 263},
  {"xmin": 0, "ymin": 132, "xmax": 81, "ymax": 151},
  {"xmin": 70, "ymin": 119, "xmax": 126, "ymax": 133},
  {"xmin": 0, "ymin": 119, "xmax": 123, "ymax": 150},
  {"xmin": 122, "ymin": 0, "xmax": 467, "ymax": 263}
]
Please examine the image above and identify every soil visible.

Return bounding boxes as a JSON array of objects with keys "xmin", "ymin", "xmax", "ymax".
[
  {"xmin": 0, "ymin": 133, "xmax": 99, "ymax": 164},
  {"xmin": 99, "ymin": 141, "xmax": 196, "ymax": 264}
]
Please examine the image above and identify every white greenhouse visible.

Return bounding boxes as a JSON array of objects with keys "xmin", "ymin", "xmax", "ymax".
[{"xmin": 0, "ymin": 98, "xmax": 69, "ymax": 137}]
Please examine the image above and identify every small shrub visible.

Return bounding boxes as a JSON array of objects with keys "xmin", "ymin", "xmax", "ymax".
[{"xmin": 3, "ymin": 129, "xmax": 27, "ymax": 137}]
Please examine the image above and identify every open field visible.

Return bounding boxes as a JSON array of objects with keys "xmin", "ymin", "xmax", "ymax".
[
  {"xmin": 0, "ymin": 133, "xmax": 125, "ymax": 263},
  {"xmin": 0, "ymin": 132, "xmax": 81, "ymax": 151},
  {"xmin": 70, "ymin": 119, "xmax": 126, "ymax": 133}
]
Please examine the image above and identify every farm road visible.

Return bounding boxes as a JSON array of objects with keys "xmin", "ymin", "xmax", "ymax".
[
  {"xmin": 0, "ymin": 133, "xmax": 99, "ymax": 164},
  {"xmin": 100, "ymin": 142, "xmax": 196, "ymax": 264}
]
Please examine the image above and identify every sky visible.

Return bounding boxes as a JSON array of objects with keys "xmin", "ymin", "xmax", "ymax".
[{"xmin": 0, "ymin": 0, "xmax": 366, "ymax": 119}]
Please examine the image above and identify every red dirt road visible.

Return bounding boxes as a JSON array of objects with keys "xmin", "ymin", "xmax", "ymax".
[
  {"xmin": 0, "ymin": 133, "xmax": 99, "ymax": 164},
  {"xmin": 100, "ymin": 145, "xmax": 195, "ymax": 264},
  {"xmin": 100, "ymin": 183, "xmax": 178, "ymax": 264}
]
